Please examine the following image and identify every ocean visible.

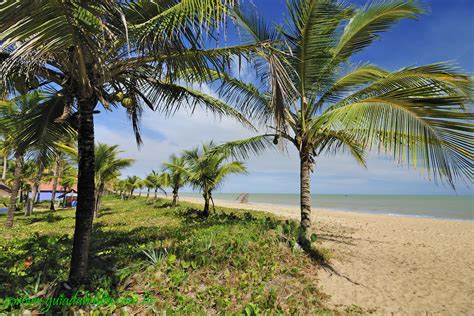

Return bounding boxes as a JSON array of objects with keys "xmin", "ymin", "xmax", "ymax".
[{"xmin": 181, "ymin": 193, "xmax": 474, "ymax": 221}]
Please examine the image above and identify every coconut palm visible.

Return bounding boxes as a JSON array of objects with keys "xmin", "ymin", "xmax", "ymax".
[
  {"xmin": 0, "ymin": 0, "xmax": 266, "ymax": 282},
  {"xmin": 145, "ymin": 170, "xmax": 168, "ymax": 199},
  {"xmin": 94, "ymin": 143, "xmax": 134, "ymax": 217},
  {"xmin": 1, "ymin": 92, "xmax": 74, "ymax": 225},
  {"xmin": 125, "ymin": 176, "xmax": 141, "ymax": 198},
  {"xmin": 114, "ymin": 179, "xmax": 128, "ymax": 200},
  {"xmin": 0, "ymin": 0, "xmax": 262, "ymax": 281},
  {"xmin": 217, "ymin": 0, "xmax": 473, "ymax": 245},
  {"xmin": 183, "ymin": 143, "xmax": 246, "ymax": 216},
  {"xmin": 60, "ymin": 163, "xmax": 78, "ymax": 208},
  {"xmin": 163, "ymin": 154, "xmax": 189, "ymax": 207}
]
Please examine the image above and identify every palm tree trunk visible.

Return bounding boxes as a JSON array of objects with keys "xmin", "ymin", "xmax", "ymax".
[
  {"xmin": 69, "ymin": 98, "xmax": 96, "ymax": 284},
  {"xmin": 146, "ymin": 188, "xmax": 150, "ymax": 199},
  {"xmin": 5, "ymin": 153, "xmax": 22, "ymax": 228},
  {"xmin": 172, "ymin": 188, "xmax": 178, "ymax": 206},
  {"xmin": 62, "ymin": 186, "xmax": 68, "ymax": 208},
  {"xmin": 26, "ymin": 166, "xmax": 44, "ymax": 216},
  {"xmin": 203, "ymin": 192, "xmax": 210, "ymax": 217},
  {"xmin": 210, "ymin": 194, "xmax": 215, "ymax": 213},
  {"xmin": 94, "ymin": 183, "xmax": 104, "ymax": 218},
  {"xmin": 36, "ymin": 189, "xmax": 41, "ymax": 203},
  {"xmin": 1, "ymin": 155, "xmax": 7, "ymax": 182},
  {"xmin": 24, "ymin": 191, "xmax": 31, "ymax": 213},
  {"xmin": 19, "ymin": 184, "xmax": 23, "ymax": 203},
  {"xmin": 299, "ymin": 153, "xmax": 312, "ymax": 238},
  {"xmin": 50, "ymin": 158, "xmax": 60, "ymax": 210},
  {"xmin": 154, "ymin": 188, "xmax": 158, "ymax": 199}
]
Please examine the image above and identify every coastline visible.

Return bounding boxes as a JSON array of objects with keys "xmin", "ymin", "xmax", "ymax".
[
  {"xmin": 176, "ymin": 195, "xmax": 474, "ymax": 314},
  {"xmin": 179, "ymin": 193, "xmax": 474, "ymax": 221}
]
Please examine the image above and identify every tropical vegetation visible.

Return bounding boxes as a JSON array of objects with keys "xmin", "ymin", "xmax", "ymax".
[
  {"xmin": 183, "ymin": 143, "xmax": 247, "ymax": 216},
  {"xmin": 216, "ymin": 0, "xmax": 473, "ymax": 244},
  {"xmin": 0, "ymin": 0, "xmax": 472, "ymax": 313}
]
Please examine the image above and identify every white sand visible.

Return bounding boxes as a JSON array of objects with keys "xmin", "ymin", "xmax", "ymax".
[{"xmin": 177, "ymin": 196, "xmax": 474, "ymax": 314}]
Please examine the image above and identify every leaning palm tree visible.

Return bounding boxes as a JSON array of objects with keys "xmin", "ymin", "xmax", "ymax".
[
  {"xmin": 163, "ymin": 154, "xmax": 189, "ymax": 207},
  {"xmin": 183, "ymin": 143, "xmax": 247, "ymax": 216},
  {"xmin": 0, "ymin": 0, "xmax": 261, "ymax": 282},
  {"xmin": 217, "ymin": 0, "xmax": 473, "ymax": 244},
  {"xmin": 94, "ymin": 143, "xmax": 134, "ymax": 217}
]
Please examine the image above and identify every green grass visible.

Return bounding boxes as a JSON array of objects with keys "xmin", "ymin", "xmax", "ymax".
[{"xmin": 0, "ymin": 196, "xmax": 332, "ymax": 315}]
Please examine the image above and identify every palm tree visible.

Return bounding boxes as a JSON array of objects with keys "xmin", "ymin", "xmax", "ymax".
[
  {"xmin": 145, "ymin": 170, "xmax": 168, "ymax": 199},
  {"xmin": 1, "ymin": 92, "xmax": 74, "ymax": 224},
  {"xmin": 94, "ymin": 143, "xmax": 134, "ymax": 217},
  {"xmin": 114, "ymin": 179, "xmax": 128, "ymax": 200},
  {"xmin": 0, "ymin": 0, "xmax": 262, "ymax": 282},
  {"xmin": 218, "ymin": 0, "xmax": 473, "ymax": 244},
  {"xmin": 183, "ymin": 143, "xmax": 246, "ymax": 216},
  {"xmin": 25, "ymin": 162, "xmax": 45, "ymax": 216},
  {"xmin": 125, "ymin": 176, "xmax": 141, "ymax": 198},
  {"xmin": 60, "ymin": 163, "xmax": 78, "ymax": 208},
  {"xmin": 163, "ymin": 154, "xmax": 189, "ymax": 207}
]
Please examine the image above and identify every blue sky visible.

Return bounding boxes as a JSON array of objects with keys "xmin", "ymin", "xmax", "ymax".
[{"xmin": 95, "ymin": 0, "xmax": 473, "ymax": 195}]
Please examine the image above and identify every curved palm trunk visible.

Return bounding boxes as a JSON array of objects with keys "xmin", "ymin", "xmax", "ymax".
[
  {"xmin": 5, "ymin": 153, "xmax": 22, "ymax": 228},
  {"xmin": 299, "ymin": 152, "xmax": 312, "ymax": 242},
  {"xmin": 210, "ymin": 194, "xmax": 215, "ymax": 213},
  {"xmin": 69, "ymin": 98, "xmax": 96, "ymax": 283},
  {"xmin": 50, "ymin": 159, "xmax": 60, "ymax": 210}
]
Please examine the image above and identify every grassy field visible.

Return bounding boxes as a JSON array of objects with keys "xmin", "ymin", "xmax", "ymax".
[{"xmin": 0, "ymin": 196, "xmax": 333, "ymax": 315}]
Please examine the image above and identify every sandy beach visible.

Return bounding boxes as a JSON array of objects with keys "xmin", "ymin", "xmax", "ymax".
[{"xmin": 177, "ymin": 196, "xmax": 474, "ymax": 314}]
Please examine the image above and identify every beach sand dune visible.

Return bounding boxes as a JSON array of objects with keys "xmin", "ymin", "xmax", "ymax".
[{"xmin": 178, "ymin": 196, "xmax": 474, "ymax": 315}]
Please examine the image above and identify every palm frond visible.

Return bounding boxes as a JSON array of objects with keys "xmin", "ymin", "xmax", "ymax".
[
  {"xmin": 142, "ymin": 80, "xmax": 256, "ymax": 130},
  {"xmin": 322, "ymin": 89, "xmax": 473, "ymax": 185},
  {"xmin": 333, "ymin": 0, "xmax": 424, "ymax": 61},
  {"xmin": 213, "ymin": 134, "xmax": 278, "ymax": 160}
]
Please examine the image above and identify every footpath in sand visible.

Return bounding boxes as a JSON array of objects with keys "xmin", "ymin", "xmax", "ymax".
[{"xmin": 177, "ymin": 196, "xmax": 474, "ymax": 315}]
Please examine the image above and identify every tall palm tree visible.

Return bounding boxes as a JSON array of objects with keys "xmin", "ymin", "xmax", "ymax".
[
  {"xmin": 0, "ymin": 0, "xmax": 260, "ymax": 282},
  {"xmin": 183, "ymin": 143, "xmax": 247, "ymax": 216},
  {"xmin": 217, "ymin": 0, "xmax": 473, "ymax": 244},
  {"xmin": 163, "ymin": 154, "xmax": 189, "ymax": 207},
  {"xmin": 94, "ymin": 143, "xmax": 134, "ymax": 217},
  {"xmin": 145, "ymin": 170, "xmax": 168, "ymax": 199}
]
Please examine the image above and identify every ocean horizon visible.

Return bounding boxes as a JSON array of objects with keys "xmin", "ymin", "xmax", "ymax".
[
  {"xmin": 180, "ymin": 193, "xmax": 474, "ymax": 221},
  {"xmin": 2, "ymin": 193, "xmax": 471, "ymax": 221}
]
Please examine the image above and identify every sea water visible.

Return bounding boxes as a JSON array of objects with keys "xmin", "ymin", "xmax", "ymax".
[{"xmin": 181, "ymin": 193, "xmax": 474, "ymax": 221}]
